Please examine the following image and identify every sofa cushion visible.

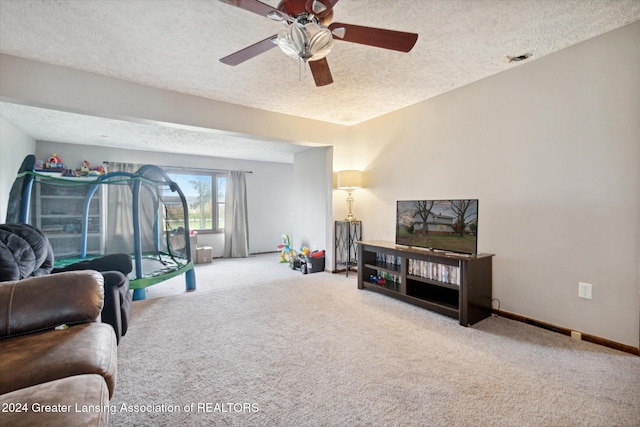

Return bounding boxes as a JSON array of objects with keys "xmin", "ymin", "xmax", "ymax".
[
  {"xmin": 0, "ymin": 374, "xmax": 109, "ymax": 427},
  {"xmin": 0, "ymin": 323, "xmax": 117, "ymax": 398},
  {"xmin": 0, "ymin": 223, "xmax": 54, "ymax": 281},
  {"xmin": 53, "ymin": 252, "xmax": 133, "ymax": 276}
]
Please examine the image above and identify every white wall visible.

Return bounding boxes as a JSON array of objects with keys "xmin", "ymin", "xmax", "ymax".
[
  {"xmin": 36, "ymin": 141, "xmax": 294, "ymax": 257},
  {"xmin": 0, "ymin": 118, "xmax": 36, "ymax": 222},
  {"xmin": 292, "ymin": 146, "xmax": 333, "ymax": 268},
  {"xmin": 348, "ymin": 23, "xmax": 640, "ymax": 347}
]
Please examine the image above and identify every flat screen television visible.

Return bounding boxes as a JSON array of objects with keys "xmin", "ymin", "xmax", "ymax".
[{"xmin": 395, "ymin": 199, "xmax": 479, "ymax": 255}]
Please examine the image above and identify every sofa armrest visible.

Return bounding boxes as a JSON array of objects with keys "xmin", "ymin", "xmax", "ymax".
[{"xmin": 0, "ymin": 270, "xmax": 104, "ymax": 339}]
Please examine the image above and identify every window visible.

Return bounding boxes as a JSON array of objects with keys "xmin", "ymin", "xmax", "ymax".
[{"xmin": 163, "ymin": 170, "xmax": 227, "ymax": 233}]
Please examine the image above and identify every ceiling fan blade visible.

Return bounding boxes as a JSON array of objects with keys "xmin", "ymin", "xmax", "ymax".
[
  {"xmin": 329, "ymin": 23, "xmax": 418, "ymax": 52},
  {"xmin": 220, "ymin": 35, "xmax": 278, "ymax": 66},
  {"xmin": 218, "ymin": 0, "xmax": 291, "ymax": 22},
  {"xmin": 305, "ymin": 0, "xmax": 339, "ymax": 18},
  {"xmin": 308, "ymin": 58, "xmax": 333, "ymax": 87}
]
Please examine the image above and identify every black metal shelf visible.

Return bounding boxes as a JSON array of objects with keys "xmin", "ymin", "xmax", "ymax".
[{"xmin": 334, "ymin": 220, "xmax": 361, "ymax": 276}]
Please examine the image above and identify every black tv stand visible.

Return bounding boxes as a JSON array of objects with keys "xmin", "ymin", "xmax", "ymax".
[{"xmin": 357, "ymin": 240, "xmax": 494, "ymax": 326}]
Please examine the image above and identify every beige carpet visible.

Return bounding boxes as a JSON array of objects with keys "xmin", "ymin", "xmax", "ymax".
[{"xmin": 109, "ymin": 254, "xmax": 640, "ymax": 426}]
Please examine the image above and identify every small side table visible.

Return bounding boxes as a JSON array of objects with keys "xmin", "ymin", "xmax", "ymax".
[{"xmin": 334, "ymin": 220, "xmax": 362, "ymax": 277}]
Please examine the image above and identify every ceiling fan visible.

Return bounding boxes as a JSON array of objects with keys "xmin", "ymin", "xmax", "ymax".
[{"xmin": 218, "ymin": 0, "xmax": 419, "ymax": 86}]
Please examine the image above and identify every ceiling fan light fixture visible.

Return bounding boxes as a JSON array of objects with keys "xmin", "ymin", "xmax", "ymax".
[
  {"xmin": 267, "ymin": 11, "xmax": 285, "ymax": 21},
  {"xmin": 331, "ymin": 26, "xmax": 346, "ymax": 39},
  {"xmin": 311, "ymin": 0, "xmax": 328, "ymax": 14},
  {"xmin": 276, "ymin": 21, "xmax": 334, "ymax": 61}
]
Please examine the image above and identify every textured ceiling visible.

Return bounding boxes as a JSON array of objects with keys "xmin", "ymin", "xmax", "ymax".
[
  {"xmin": 0, "ymin": 101, "xmax": 310, "ymax": 163},
  {"xmin": 1, "ymin": 0, "xmax": 639, "ymax": 162}
]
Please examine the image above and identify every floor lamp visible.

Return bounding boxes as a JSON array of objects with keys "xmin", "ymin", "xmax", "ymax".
[{"xmin": 337, "ymin": 170, "xmax": 363, "ymax": 222}]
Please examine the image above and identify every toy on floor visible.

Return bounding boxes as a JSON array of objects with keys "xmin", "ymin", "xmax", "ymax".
[
  {"xmin": 277, "ymin": 234, "xmax": 293, "ymax": 263},
  {"xmin": 290, "ymin": 249, "xmax": 325, "ymax": 274}
]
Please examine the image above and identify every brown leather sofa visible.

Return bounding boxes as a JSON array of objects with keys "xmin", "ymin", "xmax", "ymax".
[
  {"xmin": 0, "ymin": 223, "xmax": 133, "ymax": 344},
  {"xmin": 0, "ymin": 270, "xmax": 117, "ymax": 426}
]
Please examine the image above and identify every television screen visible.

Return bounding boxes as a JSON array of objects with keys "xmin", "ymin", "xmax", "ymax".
[{"xmin": 395, "ymin": 199, "xmax": 479, "ymax": 255}]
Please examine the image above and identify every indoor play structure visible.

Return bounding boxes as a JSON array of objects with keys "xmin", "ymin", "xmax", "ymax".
[{"xmin": 6, "ymin": 155, "xmax": 196, "ymax": 300}]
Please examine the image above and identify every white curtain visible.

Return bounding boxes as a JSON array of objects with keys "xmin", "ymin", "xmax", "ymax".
[
  {"xmin": 223, "ymin": 170, "xmax": 249, "ymax": 258},
  {"xmin": 104, "ymin": 162, "xmax": 140, "ymax": 254},
  {"xmin": 104, "ymin": 162, "xmax": 158, "ymax": 255}
]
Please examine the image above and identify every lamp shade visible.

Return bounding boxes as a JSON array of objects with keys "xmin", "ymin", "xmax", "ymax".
[{"xmin": 337, "ymin": 170, "xmax": 362, "ymax": 189}]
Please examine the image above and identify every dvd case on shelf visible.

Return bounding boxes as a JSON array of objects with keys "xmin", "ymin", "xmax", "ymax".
[{"xmin": 408, "ymin": 259, "xmax": 460, "ymax": 285}]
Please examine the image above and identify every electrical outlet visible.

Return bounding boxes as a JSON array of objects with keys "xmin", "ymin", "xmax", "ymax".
[{"xmin": 578, "ymin": 282, "xmax": 592, "ymax": 300}]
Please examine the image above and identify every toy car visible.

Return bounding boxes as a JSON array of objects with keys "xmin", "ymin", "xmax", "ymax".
[{"xmin": 289, "ymin": 250, "xmax": 325, "ymax": 274}]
